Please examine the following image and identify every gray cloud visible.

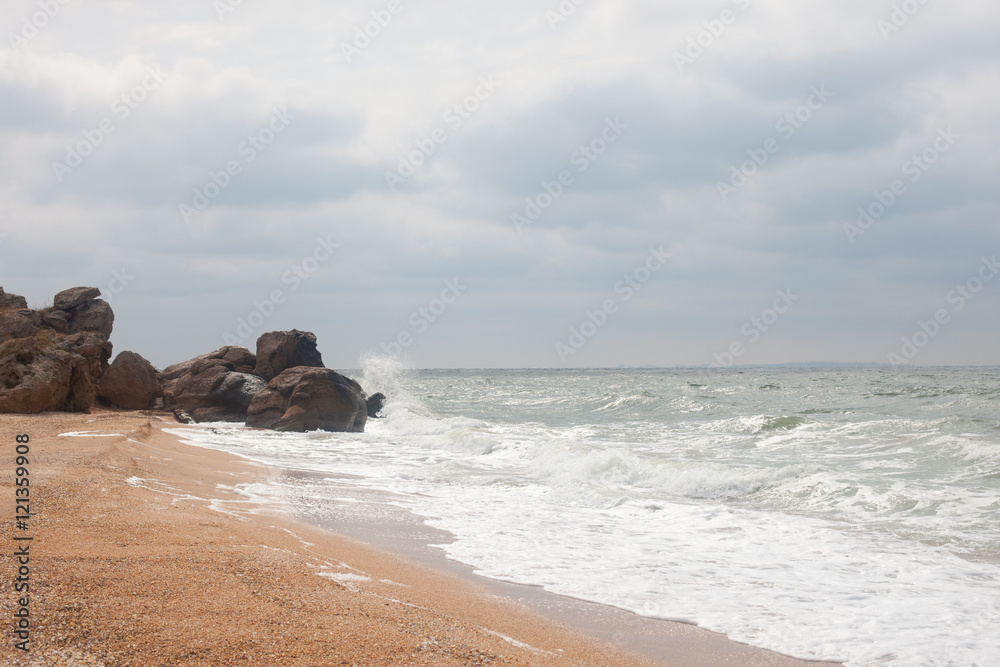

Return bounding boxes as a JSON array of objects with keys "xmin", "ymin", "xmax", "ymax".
[{"xmin": 1, "ymin": 0, "xmax": 998, "ymax": 369}]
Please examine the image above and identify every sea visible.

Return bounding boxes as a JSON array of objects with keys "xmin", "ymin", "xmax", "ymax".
[{"xmin": 170, "ymin": 362, "xmax": 1000, "ymax": 667}]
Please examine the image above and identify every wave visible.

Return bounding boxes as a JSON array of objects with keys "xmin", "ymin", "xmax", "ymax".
[{"xmin": 760, "ymin": 415, "xmax": 808, "ymax": 431}]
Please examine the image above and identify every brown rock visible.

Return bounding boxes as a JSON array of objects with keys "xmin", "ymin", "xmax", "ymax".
[
  {"xmin": 253, "ymin": 330, "xmax": 324, "ymax": 381},
  {"xmin": 98, "ymin": 351, "xmax": 162, "ymax": 410},
  {"xmin": 160, "ymin": 346, "xmax": 256, "ymax": 383},
  {"xmin": 39, "ymin": 307, "xmax": 69, "ymax": 333},
  {"xmin": 0, "ymin": 310, "xmax": 39, "ymax": 342},
  {"xmin": 246, "ymin": 366, "xmax": 367, "ymax": 433},
  {"xmin": 161, "ymin": 347, "xmax": 266, "ymax": 422},
  {"xmin": 53, "ymin": 286, "xmax": 101, "ymax": 310},
  {"xmin": 189, "ymin": 406, "xmax": 249, "ymax": 423},
  {"xmin": 0, "ymin": 331, "xmax": 112, "ymax": 414},
  {"xmin": 0, "ymin": 288, "xmax": 28, "ymax": 310},
  {"xmin": 66, "ymin": 298, "xmax": 114, "ymax": 338}
]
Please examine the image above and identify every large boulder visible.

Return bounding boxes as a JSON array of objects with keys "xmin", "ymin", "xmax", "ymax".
[
  {"xmin": 253, "ymin": 330, "xmax": 324, "ymax": 381},
  {"xmin": 54, "ymin": 287, "xmax": 101, "ymax": 310},
  {"xmin": 246, "ymin": 366, "xmax": 367, "ymax": 433},
  {"xmin": 0, "ymin": 331, "xmax": 112, "ymax": 414},
  {"xmin": 98, "ymin": 351, "xmax": 162, "ymax": 410},
  {"xmin": 161, "ymin": 346, "xmax": 265, "ymax": 422}
]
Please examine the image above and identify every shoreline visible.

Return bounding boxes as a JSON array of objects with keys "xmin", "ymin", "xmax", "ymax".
[
  {"xmin": 2, "ymin": 410, "xmax": 840, "ymax": 666},
  {"xmin": 234, "ymin": 466, "xmax": 840, "ymax": 667}
]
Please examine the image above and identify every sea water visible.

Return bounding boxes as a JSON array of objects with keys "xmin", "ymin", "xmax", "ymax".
[{"xmin": 171, "ymin": 363, "xmax": 1000, "ymax": 666}]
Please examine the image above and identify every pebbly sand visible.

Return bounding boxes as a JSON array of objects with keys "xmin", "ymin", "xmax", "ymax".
[{"xmin": 0, "ymin": 411, "xmax": 840, "ymax": 666}]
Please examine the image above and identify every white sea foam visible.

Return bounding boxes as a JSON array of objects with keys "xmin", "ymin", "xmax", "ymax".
[{"xmin": 170, "ymin": 366, "xmax": 1000, "ymax": 666}]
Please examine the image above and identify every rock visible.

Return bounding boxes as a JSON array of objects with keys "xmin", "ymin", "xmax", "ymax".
[
  {"xmin": 0, "ymin": 310, "xmax": 39, "ymax": 342},
  {"xmin": 160, "ymin": 346, "xmax": 256, "ymax": 383},
  {"xmin": 53, "ymin": 287, "xmax": 101, "ymax": 310},
  {"xmin": 67, "ymin": 299, "xmax": 114, "ymax": 338},
  {"xmin": 173, "ymin": 410, "xmax": 195, "ymax": 424},
  {"xmin": 189, "ymin": 406, "xmax": 250, "ymax": 423},
  {"xmin": 0, "ymin": 288, "xmax": 28, "ymax": 310},
  {"xmin": 253, "ymin": 330, "xmax": 324, "ymax": 381},
  {"xmin": 0, "ymin": 331, "xmax": 112, "ymax": 414},
  {"xmin": 161, "ymin": 347, "xmax": 266, "ymax": 422},
  {"xmin": 246, "ymin": 366, "xmax": 367, "ymax": 433},
  {"xmin": 39, "ymin": 308, "xmax": 69, "ymax": 334},
  {"xmin": 366, "ymin": 392, "xmax": 386, "ymax": 418},
  {"xmin": 0, "ymin": 289, "xmax": 40, "ymax": 344},
  {"xmin": 0, "ymin": 286, "xmax": 114, "ymax": 414},
  {"xmin": 39, "ymin": 287, "xmax": 115, "ymax": 339},
  {"xmin": 97, "ymin": 351, "xmax": 162, "ymax": 410}
]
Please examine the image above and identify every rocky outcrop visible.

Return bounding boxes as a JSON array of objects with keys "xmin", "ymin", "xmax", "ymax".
[
  {"xmin": 97, "ymin": 351, "xmax": 162, "ymax": 410},
  {"xmin": 0, "ymin": 288, "xmax": 28, "ymax": 310},
  {"xmin": 160, "ymin": 346, "xmax": 265, "ymax": 423},
  {"xmin": 0, "ymin": 309, "xmax": 39, "ymax": 341},
  {"xmin": 366, "ymin": 392, "xmax": 386, "ymax": 418},
  {"xmin": 0, "ymin": 331, "xmax": 112, "ymax": 413},
  {"xmin": 67, "ymin": 300, "xmax": 114, "ymax": 338},
  {"xmin": 253, "ymin": 330, "xmax": 324, "ymax": 381},
  {"xmin": 246, "ymin": 367, "xmax": 367, "ymax": 433},
  {"xmin": 43, "ymin": 287, "xmax": 115, "ymax": 338},
  {"xmin": 1, "ymin": 288, "xmax": 373, "ymax": 432},
  {"xmin": 0, "ymin": 287, "xmax": 113, "ymax": 414}
]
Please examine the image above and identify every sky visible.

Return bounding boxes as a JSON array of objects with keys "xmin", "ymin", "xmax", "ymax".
[{"xmin": 1, "ymin": 0, "xmax": 998, "ymax": 369}]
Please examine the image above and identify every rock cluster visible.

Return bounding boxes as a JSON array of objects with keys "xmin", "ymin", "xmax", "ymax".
[
  {"xmin": 0, "ymin": 286, "xmax": 381, "ymax": 433},
  {"xmin": 163, "ymin": 330, "xmax": 372, "ymax": 432},
  {"xmin": 160, "ymin": 346, "xmax": 265, "ymax": 423},
  {"xmin": 0, "ymin": 287, "xmax": 114, "ymax": 413}
]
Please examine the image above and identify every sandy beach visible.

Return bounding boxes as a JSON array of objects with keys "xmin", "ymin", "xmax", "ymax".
[{"xmin": 1, "ymin": 411, "xmax": 836, "ymax": 667}]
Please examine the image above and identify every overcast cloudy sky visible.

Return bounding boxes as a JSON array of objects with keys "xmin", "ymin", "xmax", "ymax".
[{"xmin": 1, "ymin": 0, "xmax": 998, "ymax": 369}]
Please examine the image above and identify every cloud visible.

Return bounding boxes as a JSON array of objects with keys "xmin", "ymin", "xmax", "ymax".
[{"xmin": 1, "ymin": 0, "xmax": 999, "ymax": 368}]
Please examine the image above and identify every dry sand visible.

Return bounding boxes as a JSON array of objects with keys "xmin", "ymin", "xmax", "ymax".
[{"xmin": 0, "ymin": 411, "xmax": 838, "ymax": 667}]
